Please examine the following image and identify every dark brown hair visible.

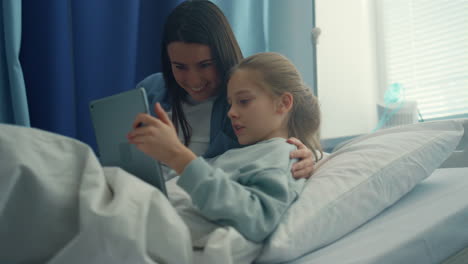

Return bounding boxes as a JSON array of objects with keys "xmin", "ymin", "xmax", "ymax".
[{"xmin": 161, "ymin": 0, "xmax": 243, "ymax": 146}]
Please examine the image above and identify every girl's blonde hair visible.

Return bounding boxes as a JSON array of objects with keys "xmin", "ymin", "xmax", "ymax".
[{"xmin": 230, "ymin": 52, "xmax": 323, "ymax": 161}]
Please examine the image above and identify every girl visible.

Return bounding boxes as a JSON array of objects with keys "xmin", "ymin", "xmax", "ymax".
[
  {"xmin": 138, "ymin": 0, "xmax": 316, "ymax": 178},
  {"xmin": 128, "ymin": 52, "xmax": 322, "ymax": 242}
]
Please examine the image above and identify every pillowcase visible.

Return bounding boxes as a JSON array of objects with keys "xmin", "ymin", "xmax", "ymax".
[{"xmin": 256, "ymin": 119, "xmax": 465, "ymax": 263}]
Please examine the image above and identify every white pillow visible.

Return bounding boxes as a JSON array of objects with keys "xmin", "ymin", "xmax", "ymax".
[{"xmin": 256, "ymin": 119, "xmax": 465, "ymax": 263}]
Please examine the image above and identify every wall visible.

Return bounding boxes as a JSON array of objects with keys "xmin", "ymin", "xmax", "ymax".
[
  {"xmin": 267, "ymin": 0, "xmax": 316, "ymax": 91},
  {"xmin": 213, "ymin": 0, "xmax": 316, "ymax": 90},
  {"xmin": 316, "ymin": 0, "xmax": 379, "ymax": 139}
]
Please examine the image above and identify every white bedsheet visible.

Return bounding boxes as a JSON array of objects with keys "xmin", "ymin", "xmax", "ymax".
[
  {"xmin": 287, "ymin": 167, "xmax": 468, "ymax": 264},
  {"xmin": 2, "ymin": 123, "xmax": 466, "ymax": 264},
  {"xmin": 0, "ymin": 124, "xmax": 260, "ymax": 264}
]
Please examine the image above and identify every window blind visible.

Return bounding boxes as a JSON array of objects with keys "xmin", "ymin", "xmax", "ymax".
[{"xmin": 376, "ymin": 0, "xmax": 468, "ymax": 120}]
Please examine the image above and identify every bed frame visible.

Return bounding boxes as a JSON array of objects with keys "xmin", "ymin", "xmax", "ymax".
[
  {"xmin": 443, "ymin": 247, "xmax": 468, "ymax": 264},
  {"xmin": 431, "ymin": 119, "xmax": 467, "ymax": 264},
  {"xmin": 440, "ymin": 118, "xmax": 468, "ymax": 168},
  {"xmin": 289, "ymin": 119, "xmax": 468, "ymax": 264},
  {"xmin": 440, "ymin": 119, "xmax": 468, "ymax": 168}
]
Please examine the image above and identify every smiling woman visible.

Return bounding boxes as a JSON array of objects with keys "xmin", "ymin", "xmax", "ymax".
[{"xmin": 167, "ymin": 42, "xmax": 221, "ymax": 102}]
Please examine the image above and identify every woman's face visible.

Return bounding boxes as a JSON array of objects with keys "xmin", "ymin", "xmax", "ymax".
[{"xmin": 167, "ymin": 42, "xmax": 221, "ymax": 102}]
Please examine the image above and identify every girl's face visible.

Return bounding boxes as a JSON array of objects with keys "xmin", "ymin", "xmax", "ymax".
[
  {"xmin": 227, "ymin": 69, "xmax": 289, "ymax": 145},
  {"xmin": 167, "ymin": 42, "xmax": 221, "ymax": 102}
]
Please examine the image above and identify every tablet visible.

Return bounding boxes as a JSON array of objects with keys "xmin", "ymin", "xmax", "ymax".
[{"xmin": 89, "ymin": 88, "xmax": 167, "ymax": 195}]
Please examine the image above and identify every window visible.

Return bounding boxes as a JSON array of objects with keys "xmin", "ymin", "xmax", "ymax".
[{"xmin": 376, "ymin": 0, "xmax": 468, "ymax": 120}]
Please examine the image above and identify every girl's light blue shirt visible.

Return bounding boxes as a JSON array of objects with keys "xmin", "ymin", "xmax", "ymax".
[{"xmin": 178, "ymin": 138, "xmax": 304, "ymax": 243}]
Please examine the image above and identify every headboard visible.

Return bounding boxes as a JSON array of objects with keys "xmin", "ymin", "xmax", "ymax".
[{"xmin": 440, "ymin": 118, "xmax": 468, "ymax": 168}]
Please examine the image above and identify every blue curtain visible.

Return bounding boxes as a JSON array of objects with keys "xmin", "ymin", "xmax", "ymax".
[
  {"xmin": 0, "ymin": 1, "xmax": 30, "ymax": 126},
  {"xmin": 20, "ymin": 0, "xmax": 182, "ymax": 151},
  {"xmin": 212, "ymin": 0, "xmax": 317, "ymax": 92}
]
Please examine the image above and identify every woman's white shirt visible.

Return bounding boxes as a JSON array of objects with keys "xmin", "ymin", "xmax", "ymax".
[
  {"xmin": 178, "ymin": 96, "xmax": 214, "ymax": 156},
  {"xmin": 163, "ymin": 96, "xmax": 215, "ymax": 180}
]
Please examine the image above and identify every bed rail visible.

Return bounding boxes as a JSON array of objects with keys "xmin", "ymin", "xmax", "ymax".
[{"xmin": 440, "ymin": 118, "xmax": 468, "ymax": 168}]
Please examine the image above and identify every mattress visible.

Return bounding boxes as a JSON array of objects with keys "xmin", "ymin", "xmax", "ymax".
[{"xmin": 288, "ymin": 167, "xmax": 468, "ymax": 264}]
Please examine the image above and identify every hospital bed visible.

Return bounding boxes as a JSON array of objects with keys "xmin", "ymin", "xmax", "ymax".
[
  {"xmin": 287, "ymin": 167, "xmax": 468, "ymax": 264},
  {"xmin": 0, "ymin": 118, "xmax": 467, "ymax": 264},
  {"xmin": 281, "ymin": 119, "xmax": 468, "ymax": 264}
]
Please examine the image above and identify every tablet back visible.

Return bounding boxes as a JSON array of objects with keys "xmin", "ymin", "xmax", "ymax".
[{"xmin": 89, "ymin": 88, "xmax": 167, "ymax": 195}]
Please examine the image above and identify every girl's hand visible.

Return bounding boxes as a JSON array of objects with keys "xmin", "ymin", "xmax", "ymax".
[
  {"xmin": 127, "ymin": 103, "xmax": 196, "ymax": 174},
  {"xmin": 287, "ymin": 137, "xmax": 315, "ymax": 179}
]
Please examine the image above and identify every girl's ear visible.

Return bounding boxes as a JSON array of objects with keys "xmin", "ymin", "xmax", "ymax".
[{"xmin": 277, "ymin": 92, "xmax": 293, "ymax": 114}]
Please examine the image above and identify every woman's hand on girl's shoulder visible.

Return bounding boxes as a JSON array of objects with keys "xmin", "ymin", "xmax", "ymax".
[{"xmin": 286, "ymin": 137, "xmax": 315, "ymax": 179}]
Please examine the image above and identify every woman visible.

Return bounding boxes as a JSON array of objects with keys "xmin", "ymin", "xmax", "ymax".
[{"xmin": 137, "ymin": 0, "xmax": 316, "ymax": 178}]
